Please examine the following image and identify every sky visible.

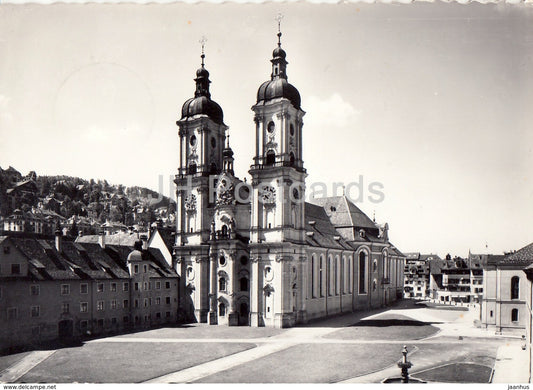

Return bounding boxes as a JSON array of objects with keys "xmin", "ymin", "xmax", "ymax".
[{"xmin": 0, "ymin": 2, "xmax": 532, "ymax": 257}]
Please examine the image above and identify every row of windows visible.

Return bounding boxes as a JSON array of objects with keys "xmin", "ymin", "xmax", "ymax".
[
  {"xmin": 218, "ymin": 277, "xmax": 249, "ymax": 292},
  {"xmin": 488, "ymin": 308, "xmax": 520, "ymax": 322},
  {"xmin": 22, "ymin": 280, "xmax": 173, "ymax": 297},
  {"xmin": 309, "ymin": 252, "xmax": 402, "ymax": 298},
  {"xmin": 78, "ymin": 297, "xmax": 173, "ymax": 312},
  {"xmin": 133, "ymin": 281, "xmax": 171, "ymax": 291}
]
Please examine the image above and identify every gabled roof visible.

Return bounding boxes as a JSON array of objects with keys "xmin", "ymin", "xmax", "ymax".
[
  {"xmin": 151, "ymin": 228, "xmax": 175, "ymax": 253},
  {"xmin": 304, "ymin": 202, "xmax": 350, "ymax": 249},
  {"xmin": 310, "ymin": 196, "xmax": 377, "ymax": 230},
  {"xmin": 498, "ymin": 242, "xmax": 533, "ymax": 267}
]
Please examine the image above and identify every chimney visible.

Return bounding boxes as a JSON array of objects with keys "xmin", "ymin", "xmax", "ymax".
[
  {"xmin": 98, "ymin": 232, "xmax": 106, "ymax": 249},
  {"xmin": 140, "ymin": 234, "xmax": 148, "ymax": 251},
  {"xmin": 54, "ymin": 223, "xmax": 62, "ymax": 252}
]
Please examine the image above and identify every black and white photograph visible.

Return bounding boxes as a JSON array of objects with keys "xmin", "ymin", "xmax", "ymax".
[{"xmin": 0, "ymin": 0, "xmax": 532, "ymax": 385}]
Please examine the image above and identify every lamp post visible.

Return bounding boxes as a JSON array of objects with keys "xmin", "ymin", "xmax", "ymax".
[{"xmin": 397, "ymin": 345, "xmax": 413, "ymax": 383}]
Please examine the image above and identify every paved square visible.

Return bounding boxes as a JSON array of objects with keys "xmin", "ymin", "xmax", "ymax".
[{"xmin": 0, "ymin": 300, "xmax": 524, "ymax": 383}]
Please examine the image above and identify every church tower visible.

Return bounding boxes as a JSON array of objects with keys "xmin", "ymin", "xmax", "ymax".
[
  {"xmin": 174, "ymin": 42, "xmax": 228, "ymax": 323},
  {"xmin": 248, "ymin": 20, "xmax": 308, "ymax": 328}
]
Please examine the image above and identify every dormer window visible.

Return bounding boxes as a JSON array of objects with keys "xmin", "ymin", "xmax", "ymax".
[{"xmin": 330, "ymin": 206, "xmax": 336, "ymax": 212}]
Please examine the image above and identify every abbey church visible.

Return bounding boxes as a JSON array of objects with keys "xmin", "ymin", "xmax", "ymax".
[{"xmin": 173, "ymin": 29, "xmax": 405, "ymax": 328}]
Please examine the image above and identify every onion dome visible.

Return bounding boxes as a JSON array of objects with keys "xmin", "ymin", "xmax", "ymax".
[
  {"xmin": 256, "ymin": 31, "xmax": 301, "ymax": 109},
  {"xmin": 180, "ymin": 51, "xmax": 224, "ymax": 125}
]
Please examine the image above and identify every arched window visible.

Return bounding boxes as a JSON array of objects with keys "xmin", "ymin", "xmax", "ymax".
[
  {"xmin": 311, "ymin": 255, "xmax": 316, "ymax": 298},
  {"xmin": 219, "ymin": 255, "xmax": 226, "ymax": 266},
  {"xmin": 266, "ymin": 150, "xmax": 275, "ymax": 165},
  {"xmin": 219, "ymin": 302, "xmax": 226, "ymax": 317},
  {"xmin": 359, "ymin": 252, "xmax": 367, "ymax": 294},
  {"xmin": 319, "ymin": 256, "xmax": 324, "ymax": 297},
  {"xmin": 328, "ymin": 256, "xmax": 334, "ymax": 296},
  {"xmin": 511, "ymin": 308, "xmax": 519, "ymax": 322},
  {"xmin": 221, "ymin": 225, "xmax": 228, "ymax": 238},
  {"xmin": 240, "ymin": 277, "xmax": 249, "ymax": 292},
  {"xmin": 511, "ymin": 276, "xmax": 520, "ymax": 300},
  {"xmin": 219, "ymin": 277, "xmax": 226, "ymax": 292}
]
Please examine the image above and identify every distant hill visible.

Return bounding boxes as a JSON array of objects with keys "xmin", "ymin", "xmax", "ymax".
[{"xmin": 0, "ymin": 166, "xmax": 175, "ymax": 227}]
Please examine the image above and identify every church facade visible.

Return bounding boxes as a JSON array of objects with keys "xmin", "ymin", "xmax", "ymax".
[{"xmin": 173, "ymin": 32, "xmax": 405, "ymax": 328}]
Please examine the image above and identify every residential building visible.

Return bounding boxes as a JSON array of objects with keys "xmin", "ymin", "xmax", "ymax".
[
  {"xmin": 403, "ymin": 253, "xmax": 441, "ymax": 299},
  {"xmin": 481, "ymin": 243, "xmax": 532, "ymax": 334},
  {"xmin": 0, "ymin": 231, "xmax": 178, "ymax": 352}
]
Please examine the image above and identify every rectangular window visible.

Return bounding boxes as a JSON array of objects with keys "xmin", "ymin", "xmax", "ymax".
[
  {"xmin": 80, "ymin": 283, "xmax": 88, "ymax": 294},
  {"xmin": 155, "ymin": 297, "xmax": 161, "ymax": 305},
  {"xmin": 62, "ymin": 303, "xmax": 70, "ymax": 314},
  {"xmin": 11, "ymin": 264, "xmax": 21, "ymax": 275},
  {"xmin": 134, "ymin": 264, "xmax": 139, "ymax": 274},
  {"xmin": 143, "ymin": 265, "xmax": 147, "ymax": 273},
  {"xmin": 97, "ymin": 283, "xmax": 104, "ymax": 293},
  {"xmin": 123, "ymin": 316, "xmax": 129, "ymax": 323},
  {"xmin": 97, "ymin": 319, "xmax": 104, "ymax": 327},
  {"xmin": 80, "ymin": 320, "xmax": 88, "ymax": 331},
  {"xmin": 61, "ymin": 284, "xmax": 70, "ymax": 295},
  {"xmin": 31, "ymin": 306, "xmax": 40, "ymax": 317},
  {"xmin": 156, "ymin": 312, "xmax": 161, "ymax": 319},
  {"xmin": 165, "ymin": 281, "xmax": 171, "ymax": 289},
  {"xmin": 7, "ymin": 307, "xmax": 17, "ymax": 320},
  {"xmin": 166, "ymin": 311, "xmax": 171, "ymax": 318},
  {"xmin": 143, "ymin": 282, "xmax": 148, "ymax": 291},
  {"xmin": 110, "ymin": 283, "xmax": 117, "ymax": 292},
  {"xmin": 97, "ymin": 300, "xmax": 104, "ymax": 311},
  {"xmin": 123, "ymin": 282, "xmax": 129, "ymax": 292},
  {"xmin": 30, "ymin": 285, "xmax": 40, "ymax": 296},
  {"xmin": 156, "ymin": 281, "xmax": 161, "ymax": 290},
  {"xmin": 4, "ymin": 246, "xmax": 10, "ymax": 254},
  {"xmin": 111, "ymin": 317, "xmax": 117, "ymax": 324},
  {"xmin": 134, "ymin": 299, "xmax": 139, "ymax": 308},
  {"xmin": 134, "ymin": 283, "xmax": 139, "ymax": 291},
  {"xmin": 80, "ymin": 302, "xmax": 88, "ymax": 313},
  {"xmin": 165, "ymin": 297, "xmax": 171, "ymax": 305},
  {"xmin": 123, "ymin": 299, "xmax": 129, "ymax": 308},
  {"xmin": 144, "ymin": 298, "xmax": 148, "ymax": 307},
  {"xmin": 110, "ymin": 300, "xmax": 117, "ymax": 309}
]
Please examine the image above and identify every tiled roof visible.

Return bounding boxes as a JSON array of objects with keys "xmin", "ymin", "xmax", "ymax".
[
  {"xmin": 76, "ymin": 232, "xmax": 140, "ymax": 246},
  {"xmin": 304, "ymin": 202, "xmax": 349, "ymax": 249},
  {"xmin": 153, "ymin": 228, "xmax": 175, "ymax": 253},
  {"xmin": 310, "ymin": 196, "xmax": 377, "ymax": 230},
  {"xmin": 498, "ymin": 242, "xmax": 533, "ymax": 267}
]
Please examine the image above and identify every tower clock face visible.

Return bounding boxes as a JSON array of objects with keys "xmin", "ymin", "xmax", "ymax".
[{"xmin": 261, "ymin": 185, "xmax": 276, "ymax": 204}]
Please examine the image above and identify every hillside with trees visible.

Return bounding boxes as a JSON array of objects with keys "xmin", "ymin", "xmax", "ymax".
[{"xmin": 0, "ymin": 166, "xmax": 175, "ymax": 231}]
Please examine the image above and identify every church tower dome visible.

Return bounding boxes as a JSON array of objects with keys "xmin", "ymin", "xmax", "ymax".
[
  {"xmin": 180, "ymin": 49, "xmax": 224, "ymax": 125},
  {"xmin": 256, "ymin": 30, "xmax": 301, "ymax": 109}
]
